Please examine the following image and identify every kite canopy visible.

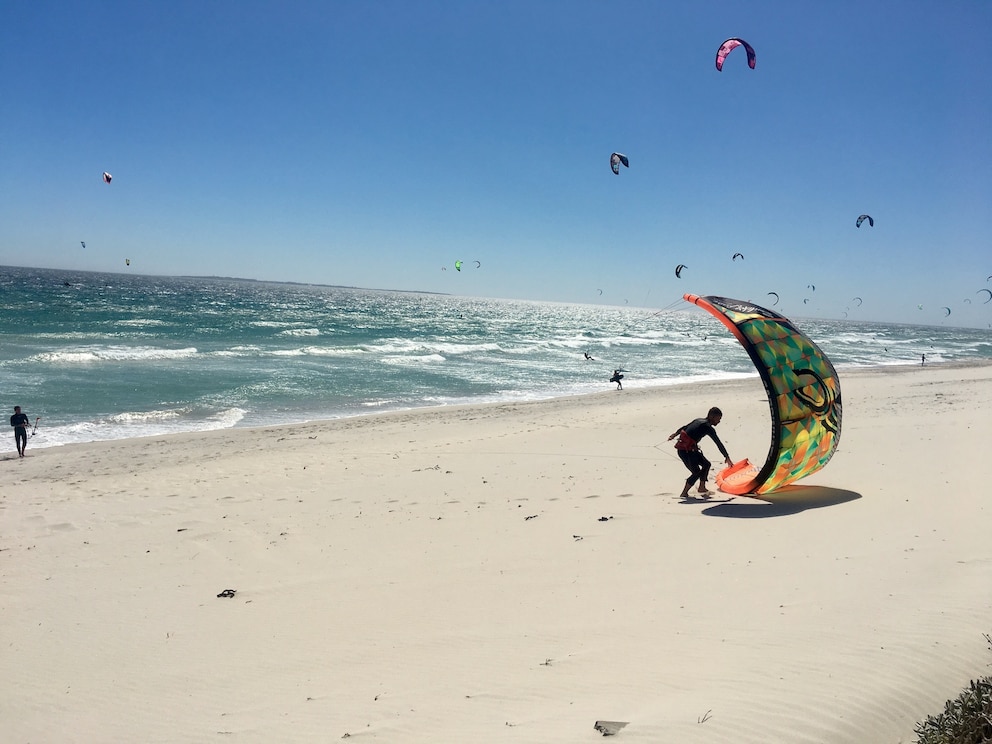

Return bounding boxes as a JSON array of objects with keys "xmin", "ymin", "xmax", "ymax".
[
  {"xmin": 675, "ymin": 263, "xmax": 687, "ymax": 278},
  {"xmin": 684, "ymin": 294, "xmax": 842, "ymax": 495},
  {"xmin": 856, "ymin": 214, "xmax": 874, "ymax": 228},
  {"xmin": 610, "ymin": 152, "xmax": 629, "ymax": 175},
  {"xmin": 102, "ymin": 172, "xmax": 112, "ymax": 184},
  {"xmin": 715, "ymin": 38, "xmax": 756, "ymax": 71}
]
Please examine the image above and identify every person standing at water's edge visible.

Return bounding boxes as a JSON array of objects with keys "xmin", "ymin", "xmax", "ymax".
[
  {"xmin": 668, "ymin": 406, "xmax": 733, "ymax": 499},
  {"xmin": 10, "ymin": 406, "xmax": 30, "ymax": 458}
]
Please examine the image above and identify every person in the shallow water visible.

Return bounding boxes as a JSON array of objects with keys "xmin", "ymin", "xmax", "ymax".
[
  {"xmin": 609, "ymin": 369, "xmax": 623, "ymax": 390},
  {"xmin": 668, "ymin": 406, "xmax": 733, "ymax": 499}
]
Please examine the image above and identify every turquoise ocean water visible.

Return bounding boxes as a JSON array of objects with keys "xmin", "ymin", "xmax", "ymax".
[{"xmin": 2, "ymin": 265, "xmax": 990, "ymax": 449}]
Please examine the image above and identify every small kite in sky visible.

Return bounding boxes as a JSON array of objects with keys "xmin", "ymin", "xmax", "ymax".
[
  {"xmin": 80, "ymin": 241, "xmax": 86, "ymax": 249},
  {"xmin": 767, "ymin": 292, "xmax": 779, "ymax": 305},
  {"xmin": 979, "ymin": 289, "xmax": 992, "ymax": 304},
  {"xmin": 856, "ymin": 214, "xmax": 874, "ymax": 228},
  {"xmin": 610, "ymin": 153, "xmax": 629, "ymax": 175},
  {"xmin": 732, "ymin": 252, "xmax": 744, "ymax": 261},
  {"xmin": 455, "ymin": 260, "xmax": 463, "ymax": 272},
  {"xmin": 675, "ymin": 264, "xmax": 687, "ymax": 278},
  {"xmin": 851, "ymin": 297, "xmax": 863, "ymax": 306},
  {"xmin": 715, "ymin": 38, "xmax": 756, "ymax": 71},
  {"xmin": 102, "ymin": 172, "xmax": 113, "ymax": 184}
]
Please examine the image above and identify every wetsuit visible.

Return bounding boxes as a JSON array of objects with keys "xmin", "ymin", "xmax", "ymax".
[
  {"xmin": 11, "ymin": 411, "xmax": 29, "ymax": 455},
  {"xmin": 674, "ymin": 417, "xmax": 729, "ymax": 488}
]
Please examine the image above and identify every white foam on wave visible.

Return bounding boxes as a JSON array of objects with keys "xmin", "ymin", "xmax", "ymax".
[
  {"xmin": 361, "ymin": 398, "xmax": 400, "ymax": 408},
  {"xmin": 381, "ymin": 353, "xmax": 446, "ymax": 365},
  {"xmin": 369, "ymin": 338, "xmax": 502, "ymax": 356},
  {"xmin": 278, "ymin": 328, "xmax": 320, "ymax": 337},
  {"xmin": 212, "ymin": 345, "xmax": 264, "ymax": 357},
  {"xmin": 115, "ymin": 319, "xmax": 168, "ymax": 327},
  {"xmin": 32, "ymin": 346, "xmax": 199, "ymax": 363},
  {"xmin": 30, "ymin": 407, "xmax": 248, "ymax": 448},
  {"xmin": 107, "ymin": 409, "xmax": 183, "ymax": 423},
  {"xmin": 270, "ymin": 346, "xmax": 366, "ymax": 357}
]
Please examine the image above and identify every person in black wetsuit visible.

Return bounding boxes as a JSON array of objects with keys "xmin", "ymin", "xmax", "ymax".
[
  {"xmin": 668, "ymin": 406, "xmax": 732, "ymax": 498},
  {"xmin": 609, "ymin": 369, "xmax": 624, "ymax": 390},
  {"xmin": 10, "ymin": 405, "xmax": 30, "ymax": 458}
]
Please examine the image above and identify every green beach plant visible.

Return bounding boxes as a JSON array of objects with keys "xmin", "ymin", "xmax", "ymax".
[{"xmin": 914, "ymin": 634, "xmax": 992, "ymax": 744}]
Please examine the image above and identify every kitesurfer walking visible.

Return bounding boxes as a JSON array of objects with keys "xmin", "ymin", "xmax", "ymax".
[
  {"xmin": 668, "ymin": 407, "xmax": 733, "ymax": 498},
  {"xmin": 610, "ymin": 369, "xmax": 624, "ymax": 390},
  {"xmin": 10, "ymin": 405, "xmax": 30, "ymax": 458}
]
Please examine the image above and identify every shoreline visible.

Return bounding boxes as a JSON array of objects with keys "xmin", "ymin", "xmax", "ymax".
[
  {"xmin": 4, "ymin": 360, "xmax": 992, "ymax": 742},
  {"xmin": 16, "ymin": 358, "xmax": 992, "ymax": 454}
]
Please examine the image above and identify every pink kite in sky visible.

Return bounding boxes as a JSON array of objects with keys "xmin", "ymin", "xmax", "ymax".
[{"xmin": 715, "ymin": 38, "xmax": 756, "ymax": 71}]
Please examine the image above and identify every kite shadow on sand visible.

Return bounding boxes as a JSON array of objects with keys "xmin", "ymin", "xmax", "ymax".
[{"xmin": 702, "ymin": 485, "xmax": 861, "ymax": 518}]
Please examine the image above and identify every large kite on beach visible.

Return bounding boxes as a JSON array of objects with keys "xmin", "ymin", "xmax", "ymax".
[
  {"xmin": 610, "ymin": 152, "xmax": 629, "ymax": 175},
  {"xmin": 683, "ymin": 294, "xmax": 842, "ymax": 496},
  {"xmin": 715, "ymin": 38, "xmax": 756, "ymax": 71}
]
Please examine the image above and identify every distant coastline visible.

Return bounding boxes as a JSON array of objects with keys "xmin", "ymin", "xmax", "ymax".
[{"xmin": 1, "ymin": 263, "xmax": 449, "ymax": 297}]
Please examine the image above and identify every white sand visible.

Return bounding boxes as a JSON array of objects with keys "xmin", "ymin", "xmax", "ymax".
[{"xmin": 3, "ymin": 362, "xmax": 991, "ymax": 743}]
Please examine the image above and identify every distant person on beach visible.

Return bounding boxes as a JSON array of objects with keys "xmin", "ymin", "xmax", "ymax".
[
  {"xmin": 10, "ymin": 405, "xmax": 29, "ymax": 458},
  {"xmin": 668, "ymin": 406, "xmax": 733, "ymax": 499},
  {"xmin": 610, "ymin": 369, "xmax": 623, "ymax": 390},
  {"xmin": 921, "ymin": 354, "xmax": 926, "ymax": 366}
]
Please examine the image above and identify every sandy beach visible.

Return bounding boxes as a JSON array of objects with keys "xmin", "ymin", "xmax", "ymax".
[{"xmin": 3, "ymin": 361, "xmax": 991, "ymax": 743}]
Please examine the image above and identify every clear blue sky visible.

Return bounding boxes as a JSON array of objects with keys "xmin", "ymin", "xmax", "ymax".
[{"xmin": 2, "ymin": 1, "xmax": 990, "ymax": 327}]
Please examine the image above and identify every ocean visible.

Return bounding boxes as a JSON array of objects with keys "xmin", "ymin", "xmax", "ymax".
[{"xmin": 3, "ymin": 265, "xmax": 990, "ymax": 449}]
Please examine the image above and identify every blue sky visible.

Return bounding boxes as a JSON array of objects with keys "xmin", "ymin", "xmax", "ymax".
[{"xmin": 2, "ymin": 1, "xmax": 990, "ymax": 327}]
